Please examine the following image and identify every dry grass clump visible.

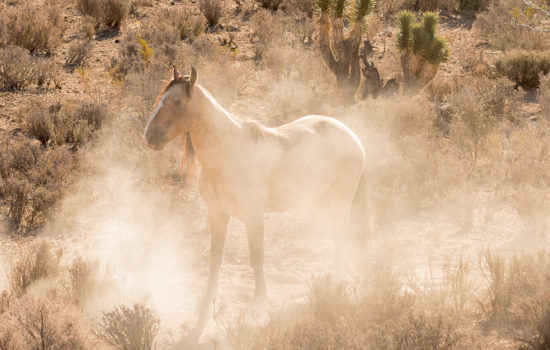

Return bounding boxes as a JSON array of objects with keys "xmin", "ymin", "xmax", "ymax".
[
  {"xmin": 65, "ymin": 40, "xmax": 92, "ymax": 72},
  {"xmin": 200, "ymin": 0, "xmax": 224, "ymax": 27},
  {"xmin": 518, "ymin": 294, "xmax": 550, "ymax": 350},
  {"xmin": 0, "ymin": 138, "xmax": 73, "ymax": 232},
  {"xmin": 8, "ymin": 241, "xmax": 62, "ymax": 296},
  {"xmin": 0, "ymin": 46, "xmax": 36, "ymax": 90},
  {"xmin": 0, "ymin": 46, "xmax": 61, "ymax": 90},
  {"xmin": 0, "ymin": 294, "xmax": 91, "ymax": 350},
  {"xmin": 0, "ymin": 5, "xmax": 65, "ymax": 55},
  {"xmin": 94, "ymin": 304, "xmax": 160, "ymax": 350},
  {"xmin": 77, "ymin": 0, "xmax": 129, "ymax": 29},
  {"xmin": 250, "ymin": 10, "xmax": 284, "ymax": 62},
  {"xmin": 496, "ymin": 50, "xmax": 550, "ymax": 90},
  {"xmin": 25, "ymin": 100, "xmax": 109, "ymax": 146},
  {"xmin": 68, "ymin": 257, "xmax": 99, "ymax": 306},
  {"xmin": 478, "ymin": 251, "xmax": 550, "ymax": 325},
  {"xmin": 476, "ymin": 0, "xmax": 550, "ymax": 52}
]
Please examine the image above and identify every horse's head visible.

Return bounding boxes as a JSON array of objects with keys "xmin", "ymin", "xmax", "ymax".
[{"xmin": 144, "ymin": 66, "xmax": 198, "ymax": 150}]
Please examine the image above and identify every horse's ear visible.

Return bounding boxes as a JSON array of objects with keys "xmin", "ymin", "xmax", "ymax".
[
  {"xmin": 189, "ymin": 67, "xmax": 198, "ymax": 88},
  {"xmin": 172, "ymin": 66, "xmax": 180, "ymax": 80}
]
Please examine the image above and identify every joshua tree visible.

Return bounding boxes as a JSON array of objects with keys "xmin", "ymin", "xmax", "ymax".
[
  {"xmin": 397, "ymin": 11, "xmax": 449, "ymax": 87},
  {"xmin": 317, "ymin": 0, "xmax": 375, "ymax": 102}
]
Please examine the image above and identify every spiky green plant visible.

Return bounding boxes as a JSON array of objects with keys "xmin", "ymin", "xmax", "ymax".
[
  {"xmin": 316, "ymin": 0, "xmax": 331, "ymax": 13},
  {"xmin": 397, "ymin": 11, "xmax": 448, "ymax": 65},
  {"xmin": 354, "ymin": 0, "xmax": 375, "ymax": 22}
]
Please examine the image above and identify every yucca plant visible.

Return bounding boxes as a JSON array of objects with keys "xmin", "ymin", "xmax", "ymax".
[
  {"xmin": 397, "ymin": 11, "xmax": 449, "ymax": 87},
  {"xmin": 317, "ymin": 0, "xmax": 375, "ymax": 102}
]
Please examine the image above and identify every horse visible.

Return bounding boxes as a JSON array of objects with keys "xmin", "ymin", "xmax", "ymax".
[{"xmin": 144, "ymin": 66, "xmax": 367, "ymax": 340}]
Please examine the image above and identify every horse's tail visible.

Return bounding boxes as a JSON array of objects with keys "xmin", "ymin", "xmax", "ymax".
[
  {"xmin": 180, "ymin": 132, "xmax": 197, "ymax": 185},
  {"xmin": 351, "ymin": 171, "xmax": 369, "ymax": 249}
]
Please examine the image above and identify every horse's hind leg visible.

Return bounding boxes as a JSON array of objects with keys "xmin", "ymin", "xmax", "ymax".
[{"xmin": 244, "ymin": 215, "xmax": 267, "ymax": 301}]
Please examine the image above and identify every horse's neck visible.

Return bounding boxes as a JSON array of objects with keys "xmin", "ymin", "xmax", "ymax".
[{"xmin": 190, "ymin": 86, "xmax": 243, "ymax": 166}]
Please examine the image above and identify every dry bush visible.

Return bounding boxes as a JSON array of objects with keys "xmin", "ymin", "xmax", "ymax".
[
  {"xmin": 68, "ymin": 257, "xmax": 99, "ymax": 306},
  {"xmin": 25, "ymin": 100, "xmax": 109, "ymax": 145},
  {"xmin": 518, "ymin": 294, "xmax": 550, "ymax": 350},
  {"xmin": 0, "ymin": 294, "xmax": 91, "ymax": 350},
  {"xmin": 476, "ymin": 0, "xmax": 550, "ymax": 51},
  {"xmin": 478, "ymin": 250, "xmax": 550, "ymax": 324},
  {"xmin": 65, "ymin": 41, "xmax": 92, "ymax": 71},
  {"xmin": 0, "ymin": 132, "xmax": 75, "ymax": 232},
  {"xmin": 95, "ymin": 304, "xmax": 160, "ymax": 350},
  {"xmin": 8, "ymin": 242, "xmax": 62, "ymax": 296},
  {"xmin": 0, "ymin": 5, "xmax": 65, "ymax": 55},
  {"xmin": 156, "ymin": 8, "xmax": 205, "ymax": 42},
  {"xmin": 77, "ymin": 0, "xmax": 129, "ymax": 29},
  {"xmin": 496, "ymin": 50, "xmax": 550, "ymax": 90},
  {"xmin": 250, "ymin": 10, "xmax": 284, "ymax": 62},
  {"xmin": 200, "ymin": 0, "xmax": 224, "ymax": 26},
  {"xmin": 258, "ymin": 0, "xmax": 284, "ymax": 10},
  {"xmin": 0, "ymin": 45, "xmax": 35, "ymax": 90},
  {"xmin": 80, "ymin": 16, "xmax": 96, "ymax": 41},
  {"xmin": 35, "ymin": 57, "xmax": 61, "ymax": 89}
]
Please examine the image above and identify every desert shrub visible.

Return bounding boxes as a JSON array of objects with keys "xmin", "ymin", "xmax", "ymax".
[
  {"xmin": 518, "ymin": 295, "xmax": 550, "ymax": 350},
  {"xmin": 80, "ymin": 16, "xmax": 96, "ymax": 41},
  {"xmin": 397, "ymin": 11, "xmax": 449, "ymax": 86},
  {"xmin": 95, "ymin": 304, "xmax": 160, "ymax": 350},
  {"xmin": 496, "ymin": 50, "xmax": 550, "ymax": 90},
  {"xmin": 68, "ymin": 257, "xmax": 99, "ymax": 306},
  {"xmin": 0, "ymin": 46, "xmax": 35, "ymax": 90},
  {"xmin": 258, "ymin": 0, "xmax": 284, "ymax": 10},
  {"xmin": 477, "ymin": 250, "xmax": 550, "ymax": 323},
  {"xmin": 200, "ymin": 0, "xmax": 224, "ymax": 26},
  {"xmin": 65, "ymin": 41, "xmax": 92, "ymax": 71},
  {"xmin": 77, "ymin": 0, "xmax": 129, "ymax": 29},
  {"xmin": 35, "ymin": 57, "xmax": 61, "ymax": 89},
  {"xmin": 3, "ymin": 177, "xmax": 31, "ymax": 230},
  {"xmin": 250, "ymin": 10, "xmax": 284, "ymax": 62},
  {"xmin": 155, "ymin": 8, "xmax": 205, "ymax": 42},
  {"xmin": 476, "ymin": 0, "xmax": 550, "ymax": 51},
  {"xmin": 458, "ymin": 0, "xmax": 486, "ymax": 12},
  {"xmin": 1, "ymin": 294, "xmax": 90, "ymax": 350},
  {"xmin": 8, "ymin": 242, "xmax": 62, "ymax": 296},
  {"xmin": 0, "ymin": 5, "xmax": 64, "ymax": 55}
]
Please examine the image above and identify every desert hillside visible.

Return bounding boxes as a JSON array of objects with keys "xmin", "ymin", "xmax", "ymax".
[{"xmin": 1, "ymin": 0, "xmax": 550, "ymax": 348}]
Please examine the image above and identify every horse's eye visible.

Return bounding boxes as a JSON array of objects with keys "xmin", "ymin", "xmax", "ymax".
[{"xmin": 173, "ymin": 100, "xmax": 182, "ymax": 107}]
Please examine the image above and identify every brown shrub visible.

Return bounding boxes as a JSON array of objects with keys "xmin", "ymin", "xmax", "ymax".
[
  {"xmin": 80, "ymin": 16, "xmax": 96, "ymax": 41},
  {"xmin": 35, "ymin": 57, "xmax": 61, "ymax": 89},
  {"xmin": 258, "ymin": 0, "xmax": 284, "ymax": 10},
  {"xmin": 68, "ymin": 257, "xmax": 99, "ymax": 306},
  {"xmin": 8, "ymin": 242, "xmax": 62, "ymax": 296},
  {"xmin": 65, "ymin": 41, "xmax": 92, "ymax": 71},
  {"xmin": 476, "ymin": 0, "xmax": 550, "ymax": 51},
  {"xmin": 0, "ymin": 5, "xmax": 65, "ymax": 55},
  {"xmin": 200, "ymin": 0, "xmax": 224, "ymax": 26},
  {"xmin": 77, "ymin": 0, "xmax": 129, "ymax": 29},
  {"xmin": 496, "ymin": 50, "xmax": 550, "ymax": 90},
  {"xmin": 286, "ymin": 0, "xmax": 315, "ymax": 17},
  {"xmin": 0, "ymin": 294, "xmax": 91, "ymax": 350},
  {"xmin": 95, "ymin": 304, "xmax": 160, "ymax": 350},
  {"xmin": 0, "ymin": 46, "xmax": 35, "ymax": 90}
]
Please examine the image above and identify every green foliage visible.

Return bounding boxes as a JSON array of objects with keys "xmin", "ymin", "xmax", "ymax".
[
  {"xmin": 317, "ymin": 0, "xmax": 331, "ymax": 13},
  {"xmin": 397, "ymin": 10, "xmax": 414, "ymax": 51},
  {"xmin": 333, "ymin": 0, "xmax": 347, "ymax": 17},
  {"xmin": 137, "ymin": 35, "xmax": 153, "ymax": 63},
  {"xmin": 496, "ymin": 50, "xmax": 550, "ymax": 90},
  {"xmin": 354, "ymin": 0, "xmax": 375, "ymax": 22},
  {"xmin": 396, "ymin": 10, "xmax": 449, "ymax": 65}
]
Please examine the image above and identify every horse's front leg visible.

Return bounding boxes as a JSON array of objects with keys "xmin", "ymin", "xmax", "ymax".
[
  {"xmin": 191, "ymin": 209, "xmax": 229, "ymax": 341},
  {"xmin": 245, "ymin": 215, "xmax": 267, "ymax": 301}
]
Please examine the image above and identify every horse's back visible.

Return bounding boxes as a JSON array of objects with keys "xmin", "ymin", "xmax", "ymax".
[{"xmin": 261, "ymin": 115, "xmax": 365, "ymax": 211}]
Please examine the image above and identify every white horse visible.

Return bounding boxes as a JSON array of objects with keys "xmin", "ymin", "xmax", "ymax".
[{"xmin": 144, "ymin": 67, "xmax": 367, "ymax": 340}]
